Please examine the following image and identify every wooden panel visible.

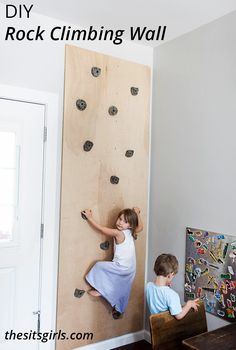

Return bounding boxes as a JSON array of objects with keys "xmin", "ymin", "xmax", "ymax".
[
  {"xmin": 57, "ymin": 46, "xmax": 150, "ymax": 349},
  {"xmin": 149, "ymin": 302, "xmax": 207, "ymax": 350},
  {"xmin": 182, "ymin": 323, "xmax": 236, "ymax": 350}
]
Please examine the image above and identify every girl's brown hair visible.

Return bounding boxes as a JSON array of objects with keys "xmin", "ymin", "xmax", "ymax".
[{"xmin": 117, "ymin": 208, "xmax": 138, "ymax": 239}]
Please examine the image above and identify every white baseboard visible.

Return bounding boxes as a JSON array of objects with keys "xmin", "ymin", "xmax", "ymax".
[
  {"xmin": 72, "ymin": 330, "xmax": 145, "ymax": 350},
  {"xmin": 143, "ymin": 329, "xmax": 151, "ymax": 344}
]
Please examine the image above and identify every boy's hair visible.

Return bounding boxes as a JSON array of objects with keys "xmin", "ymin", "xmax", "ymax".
[
  {"xmin": 117, "ymin": 208, "xmax": 138, "ymax": 239},
  {"xmin": 154, "ymin": 254, "xmax": 178, "ymax": 276}
]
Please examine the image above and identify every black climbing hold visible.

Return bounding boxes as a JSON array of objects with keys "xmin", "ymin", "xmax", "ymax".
[
  {"xmin": 108, "ymin": 106, "xmax": 118, "ymax": 116},
  {"xmin": 110, "ymin": 176, "xmax": 119, "ymax": 184},
  {"xmin": 74, "ymin": 289, "xmax": 85, "ymax": 298},
  {"xmin": 91, "ymin": 67, "xmax": 101, "ymax": 77},
  {"xmin": 112, "ymin": 309, "xmax": 122, "ymax": 319},
  {"xmin": 83, "ymin": 140, "xmax": 94, "ymax": 152},
  {"xmin": 76, "ymin": 99, "xmax": 87, "ymax": 111},
  {"xmin": 131, "ymin": 87, "xmax": 139, "ymax": 96},
  {"xmin": 125, "ymin": 150, "xmax": 134, "ymax": 158},
  {"xmin": 81, "ymin": 211, "xmax": 87, "ymax": 220},
  {"xmin": 100, "ymin": 241, "xmax": 110, "ymax": 250}
]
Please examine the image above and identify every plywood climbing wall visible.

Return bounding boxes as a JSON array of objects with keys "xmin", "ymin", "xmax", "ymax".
[{"xmin": 57, "ymin": 45, "xmax": 150, "ymax": 350}]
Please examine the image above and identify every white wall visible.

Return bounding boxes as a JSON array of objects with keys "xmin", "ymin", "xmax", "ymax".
[{"xmin": 148, "ymin": 10, "xmax": 236, "ymax": 331}]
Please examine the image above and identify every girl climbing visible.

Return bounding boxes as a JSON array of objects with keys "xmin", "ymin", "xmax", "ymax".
[{"xmin": 82, "ymin": 207, "xmax": 143, "ymax": 319}]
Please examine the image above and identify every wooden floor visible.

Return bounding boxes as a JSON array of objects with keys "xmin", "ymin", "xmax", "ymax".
[{"xmin": 111, "ymin": 340, "xmax": 152, "ymax": 350}]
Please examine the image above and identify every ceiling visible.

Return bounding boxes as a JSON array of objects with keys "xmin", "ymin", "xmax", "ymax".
[{"xmin": 1, "ymin": 0, "xmax": 236, "ymax": 46}]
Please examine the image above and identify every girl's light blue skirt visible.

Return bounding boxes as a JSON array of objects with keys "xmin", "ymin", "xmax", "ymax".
[{"xmin": 86, "ymin": 261, "xmax": 135, "ymax": 313}]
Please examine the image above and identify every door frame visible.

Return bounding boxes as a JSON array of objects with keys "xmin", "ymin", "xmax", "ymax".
[{"xmin": 0, "ymin": 84, "xmax": 60, "ymax": 350}]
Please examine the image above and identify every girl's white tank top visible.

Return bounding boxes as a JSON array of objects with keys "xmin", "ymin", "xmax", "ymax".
[{"xmin": 113, "ymin": 229, "xmax": 136, "ymax": 269}]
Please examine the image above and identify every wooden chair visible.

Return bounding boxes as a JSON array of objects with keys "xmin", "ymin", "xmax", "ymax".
[{"xmin": 149, "ymin": 301, "xmax": 207, "ymax": 350}]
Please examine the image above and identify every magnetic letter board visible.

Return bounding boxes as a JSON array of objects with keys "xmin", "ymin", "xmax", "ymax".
[{"xmin": 185, "ymin": 227, "xmax": 236, "ymax": 322}]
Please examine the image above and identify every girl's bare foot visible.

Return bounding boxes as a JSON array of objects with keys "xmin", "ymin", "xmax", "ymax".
[{"xmin": 88, "ymin": 289, "xmax": 101, "ymax": 297}]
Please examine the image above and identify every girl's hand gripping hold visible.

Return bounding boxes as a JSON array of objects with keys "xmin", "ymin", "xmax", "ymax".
[{"xmin": 81, "ymin": 209, "xmax": 92, "ymax": 220}]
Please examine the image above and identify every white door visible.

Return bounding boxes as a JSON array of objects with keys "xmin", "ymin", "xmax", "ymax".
[{"xmin": 0, "ymin": 98, "xmax": 45, "ymax": 350}]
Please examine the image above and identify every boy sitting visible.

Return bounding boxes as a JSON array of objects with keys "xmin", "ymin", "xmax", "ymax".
[{"xmin": 146, "ymin": 254, "xmax": 199, "ymax": 319}]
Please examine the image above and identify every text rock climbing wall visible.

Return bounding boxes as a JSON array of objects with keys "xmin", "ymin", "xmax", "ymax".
[{"xmin": 57, "ymin": 45, "xmax": 150, "ymax": 350}]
